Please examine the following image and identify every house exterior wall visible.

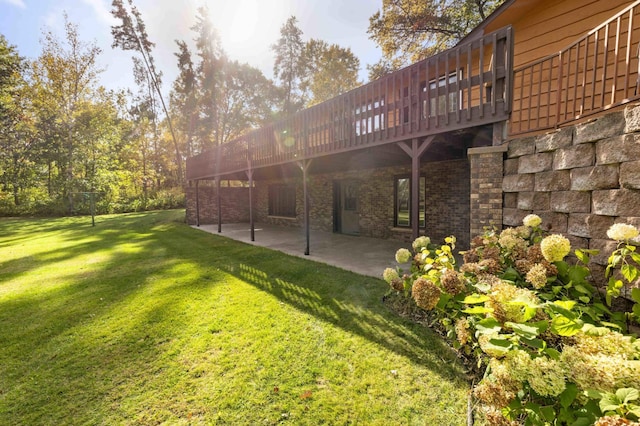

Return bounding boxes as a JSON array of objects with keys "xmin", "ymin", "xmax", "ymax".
[
  {"xmin": 469, "ymin": 145, "xmax": 508, "ymax": 238},
  {"xmin": 480, "ymin": 0, "xmax": 639, "ymax": 137},
  {"xmin": 483, "ymin": 0, "xmax": 632, "ymax": 70},
  {"xmin": 190, "ymin": 159, "xmax": 471, "ymax": 248},
  {"xmin": 503, "ymin": 103, "xmax": 640, "ymax": 279}
]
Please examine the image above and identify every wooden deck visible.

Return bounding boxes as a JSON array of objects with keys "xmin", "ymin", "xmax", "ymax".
[
  {"xmin": 186, "ymin": 26, "xmax": 513, "ymax": 180},
  {"xmin": 511, "ymin": 1, "xmax": 640, "ymax": 135}
]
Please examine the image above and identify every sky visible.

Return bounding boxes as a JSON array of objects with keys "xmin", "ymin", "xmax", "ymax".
[{"xmin": 0, "ymin": 0, "xmax": 383, "ymax": 97}]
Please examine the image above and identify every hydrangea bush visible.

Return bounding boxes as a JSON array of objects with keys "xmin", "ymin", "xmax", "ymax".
[{"xmin": 383, "ymin": 216, "xmax": 640, "ymax": 425}]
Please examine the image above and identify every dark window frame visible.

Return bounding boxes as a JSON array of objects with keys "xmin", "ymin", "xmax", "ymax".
[
  {"xmin": 394, "ymin": 175, "xmax": 426, "ymax": 228},
  {"xmin": 268, "ymin": 184, "xmax": 296, "ymax": 218}
]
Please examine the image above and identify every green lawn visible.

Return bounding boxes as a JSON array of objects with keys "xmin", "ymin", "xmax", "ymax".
[{"xmin": 0, "ymin": 210, "xmax": 469, "ymax": 425}]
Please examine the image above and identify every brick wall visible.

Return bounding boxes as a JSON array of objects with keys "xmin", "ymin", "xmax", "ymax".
[
  {"xmin": 424, "ymin": 159, "xmax": 471, "ymax": 249},
  {"xmin": 185, "ymin": 184, "xmax": 249, "ymax": 225},
  {"xmin": 469, "ymin": 146, "xmax": 507, "ymax": 239},
  {"xmin": 249, "ymin": 160, "xmax": 471, "ymax": 248},
  {"xmin": 503, "ymin": 104, "xmax": 640, "ymax": 276}
]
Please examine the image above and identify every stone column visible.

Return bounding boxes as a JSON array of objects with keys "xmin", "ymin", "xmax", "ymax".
[{"xmin": 468, "ymin": 145, "xmax": 508, "ymax": 238}]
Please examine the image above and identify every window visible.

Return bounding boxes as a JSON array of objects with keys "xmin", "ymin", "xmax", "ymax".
[
  {"xmin": 355, "ymin": 97, "xmax": 385, "ymax": 136},
  {"xmin": 423, "ymin": 71, "xmax": 461, "ymax": 118},
  {"xmin": 394, "ymin": 176, "xmax": 426, "ymax": 228},
  {"xmin": 268, "ymin": 184, "xmax": 296, "ymax": 218},
  {"xmin": 343, "ymin": 182, "xmax": 358, "ymax": 211}
]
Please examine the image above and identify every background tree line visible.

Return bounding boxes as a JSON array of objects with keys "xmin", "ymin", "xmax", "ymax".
[{"xmin": 0, "ymin": 0, "xmax": 500, "ymax": 216}]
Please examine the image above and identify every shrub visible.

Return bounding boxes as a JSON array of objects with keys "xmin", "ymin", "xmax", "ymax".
[{"xmin": 384, "ymin": 216, "xmax": 640, "ymax": 425}]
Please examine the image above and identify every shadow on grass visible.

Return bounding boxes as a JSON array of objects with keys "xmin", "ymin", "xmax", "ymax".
[
  {"xmin": 0, "ymin": 210, "xmax": 468, "ymax": 423},
  {"xmin": 2, "ymin": 210, "xmax": 466, "ymax": 378}
]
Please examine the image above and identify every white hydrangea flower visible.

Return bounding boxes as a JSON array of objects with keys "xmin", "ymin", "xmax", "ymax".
[
  {"xmin": 412, "ymin": 236, "xmax": 431, "ymax": 252},
  {"xmin": 540, "ymin": 234, "xmax": 571, "ymax": 262},
  {"xmin": 523, "ymin": 214, "xmax": 542, "ymax": 228},
  {"xmin": 395, "ymin": 248, "xmax": 412, "ymax": 264},
  {"xmin": 606, "ymin": 223, "xmax": 639, "ymax": 242}
]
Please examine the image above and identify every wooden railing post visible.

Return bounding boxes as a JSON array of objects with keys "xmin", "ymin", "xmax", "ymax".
[
  {"xmin": 555, "ymin": 50, "xmax": 564, "ymax": 128},
  {"xmin": 493, "ymin": 32, "xmax": 507, "ymax": 113}
]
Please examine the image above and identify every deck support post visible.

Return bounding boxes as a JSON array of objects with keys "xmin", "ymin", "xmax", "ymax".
[
  {"xmin": 247, "ymin": 139, "xmax": 256, "ymax": 241},
  {"xmin": 195, "ymin": 180, "xmax": 200, "ymax": 227},
  {"xmin": 299, "ymin": 159, "xmax": 313, "ymax": 256},
  {"xmin": 398, "ymin": 136, "xmax": 435, "ymax": 240},
  {"xmin": 216, "ymin": 176, "xmax": 222, "ymax": 233},
  {"xmin": 247, "ymin": 146, "xmax": 255, "ymax": 242}
]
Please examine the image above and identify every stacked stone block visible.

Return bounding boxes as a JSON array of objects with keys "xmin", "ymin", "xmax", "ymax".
[{"xmin": 503, "ymin": 104, "xmax": 640, "ymax": 274}]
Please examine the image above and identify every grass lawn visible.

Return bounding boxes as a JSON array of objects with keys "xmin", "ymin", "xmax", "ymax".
[{"xmin": 0, "ymin": 210, "xmax": 469, "ymax": 425}]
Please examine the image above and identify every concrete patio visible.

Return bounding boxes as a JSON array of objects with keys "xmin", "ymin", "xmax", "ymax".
[{"xmin": 192, "ymin": 223, "xmax": 408, "ymax": 279}]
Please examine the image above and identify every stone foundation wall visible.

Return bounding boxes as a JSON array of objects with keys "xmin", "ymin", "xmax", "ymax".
[{"xmin": 503, "ymin": 104, "xmax": 640, "ymax": 275}]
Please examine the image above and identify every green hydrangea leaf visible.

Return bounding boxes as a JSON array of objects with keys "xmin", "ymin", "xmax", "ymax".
[
  {"xmin": 584, "ymin": 389, "xmax": 603, "ymax": 400},
  {"xmin": 543, "ymin": 347, "xmax": 561, "ymax": 360},
  {"xmin": 546, "ymin": 301, "xmax": 577, "ymax": 319},
  {"xmin": 559, "ymin": 384, "xmax": 579, "ymax": 409},
  {"xmin": 633, "ymin": 303, "xmax": 640, "ymax": 321},
  {"xmin": 616, "ymin": 387, "xmax": 639, "ymax": 403},
  {"xmin": 599, "ymin": 393, "xmax": 622, "ymax": 413},
  {"xmin": 551, "ymin": 315, "xmax": 583, "ymax": 336},
  {"xmin": 505, "ymin": 321, "xmax": 541, "ymax": 339},
  {"xmin": 581, "ymin": 323, "xmax": 611, "ymax": 336},
  {"xmin": 462, "ymin": 306, "xmax": 493, "ymax": 314},
  {"xmin": 628, "ymin": 406, "xmax": 640, "ymax": 418},
  {"xmin": 621, "ymin": 264, "xmax": 639, "ymax": 282},
  {"xmin": 521, "ymin": 337, "xmax": 546, "ymax": 349},
  {"xmin": 483, "ymin": 337, "xmax": 512, "ymax": 355},
  {"xmin": 462, "ymin": 293, "xmax": 490, "ymax": 304},
  {"xmin": 475, "ymin": 317, "xmax": 502, "ymax": 335},
  {"xmin": 571, "ymin": 417, "xmax": 595, "ymax": 426},
  {"xmin": 501, "ymin": 267, "xmax": 519, "ymax": 281},
  {"xmin": 473, "ymin": 281, "xmax": 492, "ymax": 293},
  {"xmin": 574, "ymin": 284, "xmax": 593, "ymax": 295},
  {"xmin": 554, "ymin": 300, "xmax": 577, "ymax": 311},
  {"xmin": 536, "ymin": 405, "xmax": 556, "ymax": 421}
]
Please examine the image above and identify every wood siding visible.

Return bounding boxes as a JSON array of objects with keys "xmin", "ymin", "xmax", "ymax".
[{"xmin": 510, "ymin": 0, "xmax": 640, "ymax": 134}]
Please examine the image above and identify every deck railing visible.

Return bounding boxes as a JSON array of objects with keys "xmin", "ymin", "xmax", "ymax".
[
  {"xmin": 511, "ymin": 0, "xmax": 640, "ymax": 135},
  {"xmin": 186, "ymin": 27, "xmax": 513, "ymax": 180}
]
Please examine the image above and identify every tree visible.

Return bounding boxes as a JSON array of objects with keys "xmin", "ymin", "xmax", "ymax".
[
  {"xmin": 171, "ymin": 40, "xmax": 197, "ymax": 158},
  {"xmin": 214, "ymin": 59, "xmax": 276, "ymax": 144},
  {"xmin": 301, "ymin": 39, "xmax": 361, "ymax": 106},
  {"xmin": 170, "ymin": 7, "xmax": 276, "ymax": 156},
  {"xmin": 271, "ymin": 16, "xmax": 305, "ymax": 115},
  {"xmin": 0, "ymin": 34, "xmax": 35, "ymax": 207},
  {"xmin": 367, "ymin": 0, "xmax": 505, "ymax": 78},
  {"xmin": 190, "ymin": 5, "xmax": 224, "ymax": 151},
  {"xmin": 29, "ymin": 16, "xmax": 103, "ymax": 212},
  {"xmin": 110, "ymin": 0, "xmax": 183, "ymax": 183}
]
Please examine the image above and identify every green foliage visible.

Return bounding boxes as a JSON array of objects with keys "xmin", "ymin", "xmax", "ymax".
[
  {"xmin": 384, "ymin": 215, "xmax": 640, "ymax": 425},
  {"xmin": 367, "ymin": 0, "xmax": 506, "ymax": 77},
  {"xmin": 301, "ymin": 39, "xmax": 361, "ymax": 106},
  {"xmin": 271, "ymin": 16, "xmax": 306, "ymax": 115}
]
